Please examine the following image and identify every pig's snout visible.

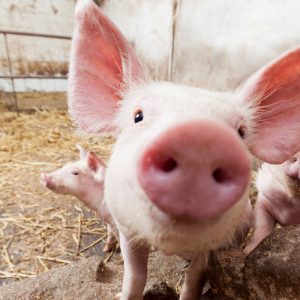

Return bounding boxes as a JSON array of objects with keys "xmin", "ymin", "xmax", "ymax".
[
  {"xmin": 41, "ymin": 173, "xmax": 54, "ymax": 189},
  {"xmin": 138, "ymin": 120, "xmax": 251, "ymax": 221}
]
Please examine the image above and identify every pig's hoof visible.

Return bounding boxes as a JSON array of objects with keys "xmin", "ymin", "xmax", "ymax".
[
  {"xmin": 103, "ymin": 240, "xmax": 117, "ymax": 253},
  {"xmin": 243, "ymin": 245, "xmax": 254, "ymax": 255},
  {"xmin": 103, "ymin": 236, "xmax": 118, "ymax": 253},
  {"xmin": 103, "ymin": 244, "xmax": 111, "ymax": 253}
]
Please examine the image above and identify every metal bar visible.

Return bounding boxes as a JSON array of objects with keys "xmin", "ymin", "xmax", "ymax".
[
  {"xmin": 0, "ymin": 30, "xmax": 71, "ymax": 40},
  {"xmin": 0, "ymin": 75, "xmax": 68, "ymax": 79},
  {"xmin": 168, "ymin": 0, "xmax": 180, "ymax": 81},
  {"xmin": 3, "ymin": 33, "xmax": 18, "ymax": 110}
]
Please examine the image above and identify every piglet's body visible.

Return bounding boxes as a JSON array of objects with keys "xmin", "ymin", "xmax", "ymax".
[
  {"xmin": 68, "ymin": 1, "xmax": 300, "ymax": 299},
  {"xmin": 244, "ymin": 152, "xmax": 300, "ymax": 254},
  {"xmin": 41, "ymin": 145, "xmax": 117, "ymax": 252}
]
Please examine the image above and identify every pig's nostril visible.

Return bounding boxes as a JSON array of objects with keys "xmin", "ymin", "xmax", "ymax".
[
  {"xmin": 212, "ymin": 167, "xmax": 229, "ymax": 183},
  {"xmin": 152, "ymin": 154, "xmax": 178, "ymax": 173},
  {"xmin": 160, "ymin": 157, "xmax": 177, "ymax": 172}
]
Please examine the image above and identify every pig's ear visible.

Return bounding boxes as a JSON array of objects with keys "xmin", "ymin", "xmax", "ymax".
[
  {"xmin": 241, "ymin": 47, "xmax": 300, "ymax": 164},
  {"xmin": 87, "ymin": 151, "xmax": 105, "ymax": 182},
  {"xmin": 76, "ymin": 144, "xmax": 87, "ymax": 159},
  {"xmin": 87, "ymin": 151, "xmax": 105, "ymax": 172},
  {"xmin": 68, "ymin": 0, "xmax": 146, "ymax": 134}
]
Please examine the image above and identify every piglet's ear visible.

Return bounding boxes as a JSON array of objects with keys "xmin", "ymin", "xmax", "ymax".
[
  {"xmin": 76, "ymin": 144, "xmax": 87, "ymax": 159},
  {"xmin": 241, "ymin": 47, "xmax": 300, "ymax": 164},
  {"xmin": 87, "ymin": 151, "xmax": 105, "ymax": 173},
  {"xmin": 68, "ymin": 0, "xmax": 146, "ymax": 134}
]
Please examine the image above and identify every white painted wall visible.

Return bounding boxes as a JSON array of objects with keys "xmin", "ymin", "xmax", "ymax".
[
  {"xmin": 172, "ymin": 0, "xmax": 300, "ymax": 90},
  {"xmin": 101, "ymin": 0, "xmax": 174, "ymax": 81},
  {"xmin": 0, "ymin": 0, "xmax": 75, "ymax": 92},
  {"xmin": 1, "ymin": 0, "xmax": 300, "ymax": 95}
]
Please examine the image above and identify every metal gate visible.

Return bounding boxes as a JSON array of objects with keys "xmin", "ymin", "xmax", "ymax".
[{"xmin": 0, "ymin": 30, "xmax": 71, "ymax": 110}]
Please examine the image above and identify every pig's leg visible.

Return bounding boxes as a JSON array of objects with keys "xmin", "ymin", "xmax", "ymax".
[
  {"xmin": 118, "ymin": 232, "xmax": 149, "ymax": 300},
  {"xmin": 244, "ymin": 199, "xmax": 275, "ymax": 255},
  {"xmin": 98, "ymin": 200, "xmax": 113, "ymax": 224},
  {"xmin": 99, "ymin": 202, "xmax": 119, "ymax": 252},
  {"xmin": 103, "ymin": 224, "xmax": 118, "ymax": 252},
  {"xmin": 180, "ymin": 252, "xmax": 208, "ymax": 300}
]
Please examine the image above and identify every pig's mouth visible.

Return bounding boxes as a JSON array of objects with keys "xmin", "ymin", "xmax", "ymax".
[
  {"xmin": 45, "ymin": 181, "xmax": 66, "ymax": 195},
  {"xmin": 52, "ymin": 185, "xmax": 68, "ymax": 194},
  {"xmin": 147, "ymin": 197, "xmax": 219, "ymax": 226},
  {"xmin": 134, "ymin": 194, "xmax": 248, "ymax": 255},
  {"xmin": 170, "ymin": 215, "xmax": 199, "ymax": 224}
]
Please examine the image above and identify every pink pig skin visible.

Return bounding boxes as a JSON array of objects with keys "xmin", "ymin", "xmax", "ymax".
[
  {"xmin": 244, "ymin": 152, "xmax": 300, "ymax": 255},
  {"xmin": 68, "ymin": 1, "xmax": 300, "ymax": 299},
  {"xmin": 41, "ymin": 144, "xmax": 117, "ymax": 253}
]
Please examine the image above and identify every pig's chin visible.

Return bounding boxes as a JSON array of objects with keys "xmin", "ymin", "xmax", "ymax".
[
  {"xmin": 46, "ymin": 183, "xmax": 69, "ymax": 196},
  {"xmin": 116, "ymin": 191, "xmax": 248, "ymax": 255}
]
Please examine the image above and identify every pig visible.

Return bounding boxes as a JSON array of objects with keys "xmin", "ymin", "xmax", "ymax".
[
  {"xmin": 41, "ymin": 144, "xmax": 117, "ymax": 252},
  {"xmin": 68, "ymin": 1, "xmax": 300, "ymax": 299},
  {"xmin": 244, "ymin": 152, "xmax": 300, "ymax": 254}
]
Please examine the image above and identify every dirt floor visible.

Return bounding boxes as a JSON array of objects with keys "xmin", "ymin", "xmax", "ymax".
[{"xmin": 0, "ymin": 101, "xmax": 116, "ymax": 286}]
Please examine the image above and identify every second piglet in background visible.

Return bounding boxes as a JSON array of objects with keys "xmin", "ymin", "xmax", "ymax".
[
  {"xmin": 41, "ymin": 144, "xmax": 117, "ymax": 252},
  {"xmin": 244, "ymin": 152, "xmax": 300, "ymax": 254}
]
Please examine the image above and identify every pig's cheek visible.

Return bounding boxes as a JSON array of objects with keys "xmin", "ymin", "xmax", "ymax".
[
  {"xmin": 55, "ymin": 177, "xmax": 75, "ymax": 195},
  {"xmin": 105, "ymin": 159, "xmax": 142, "ymax": 218},
  {"xmin": 104, "ymin": 138, "xmax": 156, "ymax": 237}
]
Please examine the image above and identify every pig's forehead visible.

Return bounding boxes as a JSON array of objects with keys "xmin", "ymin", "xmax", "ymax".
[
  {"xmin": 125, "ymin": 82, "xmax": 243, "ymax": 122},
  {"xmin": 63, "ymin": 160, "xmax": 85, "ymax": 170}
]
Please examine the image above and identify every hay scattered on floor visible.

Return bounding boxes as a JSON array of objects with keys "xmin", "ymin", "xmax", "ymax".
[{"xmin": 0, "ymin": 104, "xmax": 115, "ymax": 285}]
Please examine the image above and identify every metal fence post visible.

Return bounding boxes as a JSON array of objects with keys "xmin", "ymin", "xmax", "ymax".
[{"xmin": 3, "ymin": 33, "xmax": 18, "ymax": 111}]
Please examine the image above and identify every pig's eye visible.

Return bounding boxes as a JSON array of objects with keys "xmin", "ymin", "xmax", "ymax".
[
  {"xmin": 292, "ymin": 157, "xmax": 297, "ymax": 163},
  {"xmin": 134, "ymin": 109, "xmax": 144, "ymax": 123},
  {"xmin": 237, "ymin": 126, "xmax": 246, "ymax": 139},
  {"xmin": 71, "ymin": 171, "xmax": 79, "ymax": 176}
]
